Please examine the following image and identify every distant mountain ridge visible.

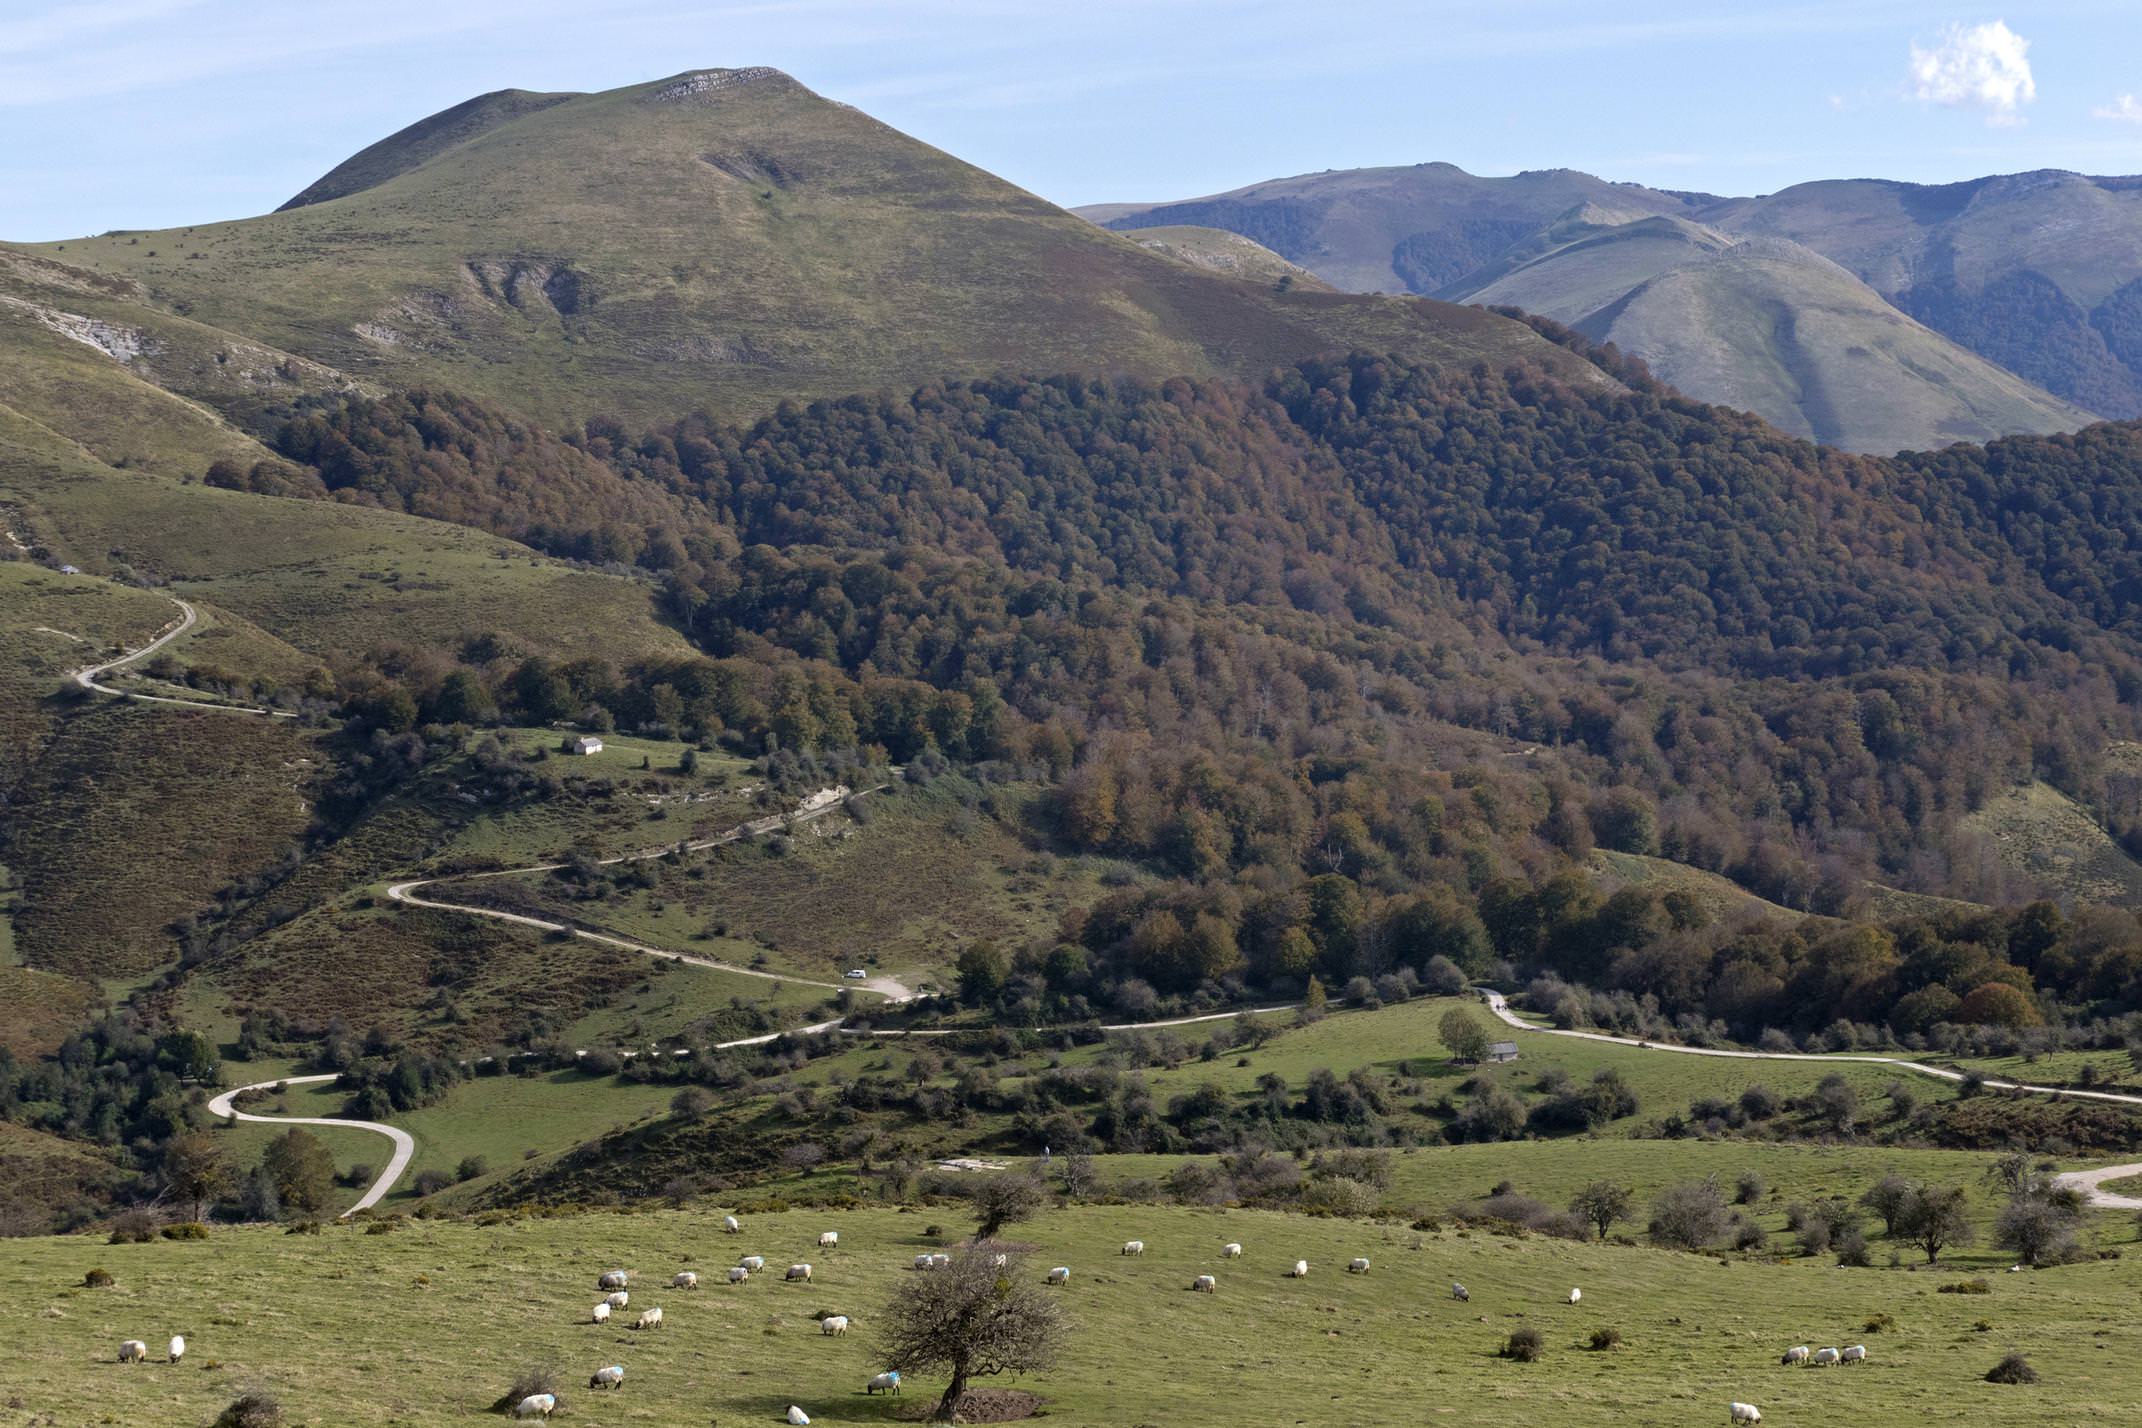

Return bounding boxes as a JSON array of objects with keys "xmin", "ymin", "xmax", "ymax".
[
  {"xmin": 1085, "ymin": 162, "xmax": 2142, "ymax": 451},
  {"xmin": 1, "ymin": 69, "xmax": 1597, "ymax": 431}
]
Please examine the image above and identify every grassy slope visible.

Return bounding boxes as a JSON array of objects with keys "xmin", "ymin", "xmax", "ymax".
[
  {"xmin": 1961, "ymin": 780, "xmax": 2142, "ymax": 909},
  {"xmin": 10, "ymin": 1201, "xmax": 2141, "ymax": 1426},
  {"xmin": 1120, "ymin": 225, "xmax": 1336, "ymax": 290},
  {"xmin": 8, "ymin": 70, "xmax": 1602, "ymax": 429},
  {"xmin": 1572, "ymin": 237, "xmax": 2094, "ymax": 453}
]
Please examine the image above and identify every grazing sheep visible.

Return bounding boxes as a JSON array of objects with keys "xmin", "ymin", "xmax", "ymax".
[
  {"xmin": 673, "ymin": 1271, "xmax": 699, "ymax": 1290},
  {"xmin": 1567, "ymin": 1288, "xmax": 1582, "ymax": 1305},
  {"xmin": 786, "ymin": 1263, "xmax": 813, "ymax": 1282},
  {"xmin": 821, "ymin": 1315, "xmax": 850, "ymax": 1336},
  {"xmin": 1221, "ymin": 1242, "xmax": 1243, "ymax": 1259},
  {"xmin": 1452, "ymin": 1283, "xmax": 1469, "ymax": 1302},
  {"xmin": 167, "ymin": 1335, "xmax": 185, "ymax": 1364},
  {"xmin": 913, "ymin": 1254, "xmax": 936, "ymax": 1271},
  {"xmin": 930, "ymin": 1253, "xmax": 951, "ymax": 1269},
  {"xmin": 787, "ymin": 1407, "xmax": 811, "ymax": 1426},
  {"xmin": 605, "ymin": 1291, "xmax": 630, "ymax": 1309},
  {"xmin": 1780, "ymin": 1346, "xmax": 1809, "ymax": 1366},
  {"xmin": 992, "ymin": 1253, "xmax": 1008, "ymax": 1269},
  {"xmin": 1841, "ymin": 1344, "xmax": 1867, "ymax": 1364},
  {"xmin": 1729, "ymin": 1403, "xmax": 1761, "ymax": 1425},
  {"xmin": 1348, "ymin": 1258, "xmax": 1371, "ymax": 1274},
  {"xmin": 589, "ymin": 1364, "xmax": 625, "ymax": 1390},
  {"xmin": 118, "ymin": 1340, "xmax": 148, "ymax": 1364},
  {"xmin": 591, "ymin": 1302, "xmax": 612, "ymax": 1324},
  {"xmin": 867, "ymin": 1370, "xmax": 902, "ymax": 1395},
  {"xmin": 742, "ymin": 1255, "xmax": 767, "ymax": 1272},
  {"xmin": 599, "ymin": 1270, "xmax": 629, "ymax": 1291},
  {"xmin": 1121, "ymin": 1240, "xmax": 1145, "ymax": 1256},
  {"xmin": 723, "ymin": 1215, "xmax": 741, "ymax": 1233},
  {"xmin": 633, "ymin": 1307, "xmax": 664, "ymax": 1330},
  {"xmin": 1289, "ymin": 1260, "xmax": 1310, "ymax": 1278},
  {"xmin": 512, "ymin": 1393, "xmax": 557, "ymax": 1419},
  {"xmin": 1811, "ymin": 1347, "xmax": 1841, "ymax": 1367},
  {"xmin": 1047, "ymin": 1266, "xmax": 1071, "ymax": 1285},
  {"xmin": 1193, "ymin": 1274, "xmax": 1217, "ymax": 1293},
  {"xmin": 819, "ymin": 1231, "xmax": 839, "ymax": 1248},
  {"xmin": 728, "ymin": 1267, "xmax": 750, "ymax": 1284}
]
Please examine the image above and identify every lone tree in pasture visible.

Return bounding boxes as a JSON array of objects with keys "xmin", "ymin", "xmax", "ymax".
[
  {"xmin": 969, "ymin": 1172, "xmax": 1047, "ymax": 1241},
  {"xmin": 1860, "ymin": 1173, "xmax": 1914, "ymax": 1236},
  {"xmin": 878, "ymin": 1247, "xmax": 1068, "ymax": 1422},
  {"xmin": 162, "ymin": 1132, "xmax": 233, "ymax": 1222},
  {"xmin": 260, "ymin": 1128, "xmax": 336, "ymax": 1216},
  {"xmin": 1438, "ymin": 1006, "xmax": 1491, "ymax": 1064},
  {"xmin": 1571, "ymin": 1180, "xmax": 1635, "ymax": 1241},
  {"xmin": 1898, "ymin": 1184, "xmax": 1975, "ymax": 1264}
]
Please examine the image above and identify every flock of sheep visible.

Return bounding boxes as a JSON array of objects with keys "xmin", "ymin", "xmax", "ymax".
[
  {"xmin": 114, "ymin": 1335, "xmax": 182, "ymax": 1366},
  {"xmin": 510, "ymin": 1221, "xmax": 887, "ymax": 1421}
]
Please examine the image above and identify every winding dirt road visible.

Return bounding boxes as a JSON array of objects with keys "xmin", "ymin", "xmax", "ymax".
[
  {"xmin": 1478, "ymin": 989, "xmax": 2142, "ymax": 1208},
  {"xmin": 207, "ymin": 1074, "xmax": 415, "ymax": 1218},
  {"xmin": 72, "ymin": 595, "xmax": 293, "ymax": 718}
]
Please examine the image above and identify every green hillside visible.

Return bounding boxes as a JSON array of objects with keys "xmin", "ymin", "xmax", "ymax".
[{"xmin": 6, "ymin": 70, "xmax": 1599, "ymax": 428}]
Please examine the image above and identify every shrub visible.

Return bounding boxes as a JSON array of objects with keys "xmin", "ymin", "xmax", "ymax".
[
  {"xmin": 1985, "ymin": 1352, "xmax": 2038, "ymax": 1384},
  {"xmin": 1733, "ymin": 1221, "xmax": 1768, "ymax": 1252},
  {"xmin": 337, "ymin": 1163, "xmax": 374, "ymax": 1189},
  {"xmin": 107, "ymin": 1208, "xmax": 158, "ymax": 1244},
  {"xmin": 1648, "ymin": 1180, "xmax": 1730, "ymax": 1251},
  {"xmin": 1502, "ymin": 1326, "xmax": 1544, "ymax": 1362},
  {"xmin": 1733, "ymin": 1172, "xmax": 1764, "ymax": 1205},
  {"xmin": 413, "ymin": 1169, "xmax": 452, "ymax": 1195},
  {"xmin": 364, "ymin": 1219, "xmax": 398, "ymax": 1236},
  {"xmin": 213, "ymin": 1393, "xmax": 284, "ymax": 1428},
  {"xmin": 162, "ymin": 1222, "xmax": 209, "ymax": 1241},
  {"xmin": 285, "ymin": 1221, "xmax": 323, "ymax": 1236},
  {"xmin": 83, "ymin": 1268, "xmax": 114, "ymax": 1288},
  {"xmin": 1588, "ymin": 1327, "xmax": 1623, "ymax": 1351},
  {"xmin": 1973, "ymin": 1319, "xmax": 1994, "ymax": 1332},
  {"xmin": 1938, "ymin": 1279, "xmax": 1993, "ymax": 1295},
  {"xmin": 1834, "ymin": 1227, "xmax": 1870, "ymax": 1267},
  {"xmin": 455, "ymin": 1155, "xmax": 489, "ymax": 1183},
  {"xmin": 491, "ymin": 1365, "xmax": 559, "ymax": 1413},
  {"xmin": 1864, "ymin": 1313, "xmax": 1895, "ymax": 1334}
]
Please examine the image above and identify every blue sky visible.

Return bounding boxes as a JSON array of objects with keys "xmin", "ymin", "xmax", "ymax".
[{"xmin": 4, "ymin": 0, "xmax": 2142, "ymax": 240}]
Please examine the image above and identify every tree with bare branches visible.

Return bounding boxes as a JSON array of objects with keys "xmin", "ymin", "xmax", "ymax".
[{"xmin": 877, "ymin": 1247, "xmax": 1068, "ymax": 1421}]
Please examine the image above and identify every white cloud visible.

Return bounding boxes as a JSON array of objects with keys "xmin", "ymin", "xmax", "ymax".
[
  {"xmin": 2094, "ymin": 93, "xmax": 2142, "ymax": 124},
  {"xmin": 1908, "ymin": 20, "xmax": 2035, "ymax": 125}
]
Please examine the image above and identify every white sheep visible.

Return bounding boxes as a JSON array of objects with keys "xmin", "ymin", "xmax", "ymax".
[
  {"xmin": 1810, "ymin": 1347, "xmax": 1840, "ymax": 1367},
  {"xmin": 673, "ymin": 1271, "xmax": 699, "ymax": 1290},
  {"xmin": 1840, "ymin": 1344, "xmax": 1867, "ymax": 1364},
  {"xmin": 633, "ymin": 1306, "xmax": 664, "ymax": 1330},
  {"xmin": 1289, "ymin": 1259, "xmax": 1310, "ymax": 1278},
  {"xmin": 1729, "ymin": 1403, "xmax": 1761, "ymax": 1425},
  {"xmin": 728, "ymin": 1266, "xmax": 750, "ymax": 1284},
  {"xmin": 867, "ymin": 1370, "xmax": 902, "ymax": 1395},
  {"xmin": 599, "ymin": 1269, "xmax": 629, "ymax": 1290},
  {"xmin": 787, "ymin": 1407, "xmax": 811, "ymax": 1426},
  {"xmin": 1348, "ymin": 1257, "xmax": 1370, "ymax": 1274},
  {"xmin": 1780, "ymin": 1346, "xmax": 1809, "ymax": 1366},
  {"xmin": 512, "ymin": 1393, "xmax": 557, "ymax": 1419},
  {"xmin": 913, "ymin": 1254, "xmax": 936, "ymax": 1271},
  {"xmin": 1121, "ymin": 1239, "xmax": 1145, "ymax": 1256},
  {"xmin": 1566, "ymin": 1288, "xmax": 1582, "ymax": 1305},
  {"xmin": 589, "ymin": 1364, "xmax": 624, "ymax": 1390},
  {"xmin": 1192, "ymin": 1274, "xmax": 1217, "ymax": 1293},
  {"xmin": 819, "ymin": 1231, "xmax": 840, "ymax": 1248},
  {"xmin": 723, "ymin": 1214, "xmax": 742, "ymax": 1233},
  {"xmin": 821, "ymin": 1315, "xmax": 850, "ymax": 1336},
  {"xmin": 1047, "ymin": 1266, "xmax": 1071, "ymax": 1284},
  {"xmin": 117, "ymin": 1340, "xmax": 148, "ymax": 1364},
  {"xmin": 932, "ymin": 1253, "xmax": 951, "ymax": 1268},
  {"xmin": 591, "ymin": 1302, "xmax": 612, "ymax": 1324},
  {"xmin": 786, "ymin": 1263, "xmax": 813, "ymax": 1282},
  {"xmin": 1221, "ymin": 1242, "xmax": 1242, "ymax": 1259},
  {"xmin": 1452, "ymin": 1283, "xmax": 1469, "ymax": 1302},
  {"xmin": 605, "ymin": 1290, "xmax": 630, "ymax": 1309},
  {"xmin": 168, "ymin": 1335, "xmax": 185, "ymax": 1364},
  {"xmin": 992, "ymin": 1252, "xmax": 1008, "ymax": 1269},
  {"xmin": 742, "ymin": 1255, "xmax": 767, "ymax": 1272}
]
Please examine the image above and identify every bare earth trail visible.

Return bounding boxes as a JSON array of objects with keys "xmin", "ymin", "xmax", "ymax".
[
  {"xmin": 1479, "ymin": 990, "xmax": 2142, "ymax": 1208},
  {"xmin": 71, "ymin": 595, "xmax": 293, "ymax": 718}
]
